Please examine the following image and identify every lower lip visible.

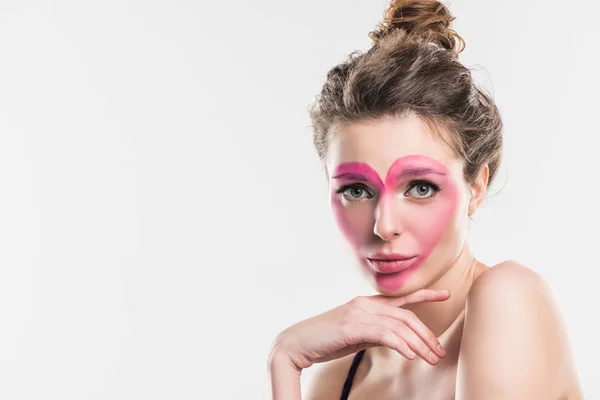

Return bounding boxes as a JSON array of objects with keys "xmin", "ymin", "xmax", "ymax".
[
  {"xmin": 368, "ymin": 257, "xmax": 418, "ymax": 274},
  {"xmin": 367, "ymin": 256, "xmax": 420, "ymax": 292}
]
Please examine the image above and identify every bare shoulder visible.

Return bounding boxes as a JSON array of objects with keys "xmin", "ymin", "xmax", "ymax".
[
  {"xmin": 304, "ymin": 353, "xmax": 356, "ymax": 400},
  {"xmin": 473, "ymin": 259, "xmax": 543, "ymax": 284},
  {"xmin": 465, "ymin": 260, "xmax": 553, "ymax": 325},
  {"xmin": 457, "ymin": 260, "xmax": 579, "ymax": 399}
]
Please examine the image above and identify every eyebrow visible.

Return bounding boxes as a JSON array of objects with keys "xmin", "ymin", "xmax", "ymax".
[
  {"xmin": 331, "ymin": 173, "xmax": 371, "ymax": 182},
  {"xmin": 396, "ymin": 168, "xmax": 447, "ymax": 180}
]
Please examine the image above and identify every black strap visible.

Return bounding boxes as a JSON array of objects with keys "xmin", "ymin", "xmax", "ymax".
[{"xmin": 339, "ymin": 350, "xmax": 365, "ymax": 400}]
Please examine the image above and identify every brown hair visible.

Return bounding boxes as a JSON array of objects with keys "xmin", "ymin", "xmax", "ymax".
[{"xmin": 309, "ymin": 0, "xmax": 503, "ymax": 190}]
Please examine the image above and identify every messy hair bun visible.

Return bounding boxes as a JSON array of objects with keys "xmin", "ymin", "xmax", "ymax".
[
  {"xmin": 309, "ymin": 0, "xmax": 503, "ymax": 191},
  {"xmin": 369, "ymin": 0, "xmax": 466, "ymax": 56}
]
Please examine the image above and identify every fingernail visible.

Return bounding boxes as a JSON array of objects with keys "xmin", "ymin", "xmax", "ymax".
[
  {"xmin": 428, "ymin": 351, "xmax": 439, "ymax": 364},
  {"xmin": 437, "ymin": 343, "xmax": 446, "ymax": 357},
  {"xmin": 407, "ymin": 348, "xmax": 416, "ymax": 358}
]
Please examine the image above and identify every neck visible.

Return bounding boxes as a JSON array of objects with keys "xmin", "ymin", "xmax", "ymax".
[
  {"xmin": 404, "ymin": 243, "xmax": 487, "ymax": 337},
  {"xmin": 369, "ymin": 243, "xmax": 488, "ymax": 364}
]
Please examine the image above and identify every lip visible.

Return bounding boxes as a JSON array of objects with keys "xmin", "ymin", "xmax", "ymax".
[
  {"xmin": 368, "ymin": 252, "xmax": 415, "ymax": 261},
  {"xmin": 366, "ymin": 254, "xmax": 418, "ymax": 274}
]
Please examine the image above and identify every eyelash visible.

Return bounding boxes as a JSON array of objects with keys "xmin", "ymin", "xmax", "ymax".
[
  {"xmin": 333, "ymin": 184, "xmax": 371, "ymax": 200},
  {"xmin": 334, "ymin": 180, "xmax": 442, "ymax": 202},
  {"xmin": 408, "ymin": 180, "xmax": 441, "ymax": 200}
]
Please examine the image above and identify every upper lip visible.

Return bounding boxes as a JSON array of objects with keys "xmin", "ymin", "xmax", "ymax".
[{"xmin": 367, "ymin": 253, "xmax": 416, "ymax": 261}]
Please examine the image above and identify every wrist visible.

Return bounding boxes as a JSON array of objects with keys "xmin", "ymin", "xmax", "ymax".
[
  {"xmin": 268, "ymin": 338, "xmax": 302, "ymax": 374},
  {"xmin": 267, "ymin": 339, "xmax": 303, "ymax": 400}
]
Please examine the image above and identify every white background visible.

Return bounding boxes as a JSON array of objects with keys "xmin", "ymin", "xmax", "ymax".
[{"xmin": 0, "ymin": 0, "xmax": 598, "ymax": 399}]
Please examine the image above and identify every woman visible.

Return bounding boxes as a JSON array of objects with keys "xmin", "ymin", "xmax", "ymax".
[{"xmin": 267, "ymin": 0, "xmax": 584, "ymax": 398}]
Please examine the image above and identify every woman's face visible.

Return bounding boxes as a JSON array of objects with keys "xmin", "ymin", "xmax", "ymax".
[{"xmin": 326, "ymin": 114, "xmax": 475, "ymax": 295}]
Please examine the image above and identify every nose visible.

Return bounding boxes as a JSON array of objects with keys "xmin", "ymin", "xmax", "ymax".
[{"xmin": 373, "ymin": 196, "xmax": 403, "ymax": 241}]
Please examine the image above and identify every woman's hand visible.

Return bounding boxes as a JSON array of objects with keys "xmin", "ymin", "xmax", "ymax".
[{"xmin": 269, "ymin": 288, "xmax": 451, "ymax": 371}]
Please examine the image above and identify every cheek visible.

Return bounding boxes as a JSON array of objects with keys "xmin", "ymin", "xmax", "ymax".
[
  {"xmin": 405, "ymin": 186, "xmax": 459, "ymax": 255},
  {"xmin": 330, "ymin": 195, "xmax": 374, "ymax": 249}
]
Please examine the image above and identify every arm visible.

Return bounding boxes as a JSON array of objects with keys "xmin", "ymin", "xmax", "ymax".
[
  {"xmin": 267, "ymin": 345, "xmax": 302, "ymax": 400},
  {"xmin": 303, "ymin": 355, "xmax": 355, "ymax": 400},
  {"xmin": 267, "ymin": 344, "xmax": 353, "ymax": 400},
  {"xmin": 456, "ymin": 261, "xmax": 576, "ymax": 399},
  {"xmin": 266, "ymin": 289, "xmax": 451, "ymax": 400}
]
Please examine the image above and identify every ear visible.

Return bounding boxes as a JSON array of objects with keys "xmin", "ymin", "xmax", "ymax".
[{"xmin": 468, "ymin": 164, "xmax": 489, "ymax": 217}]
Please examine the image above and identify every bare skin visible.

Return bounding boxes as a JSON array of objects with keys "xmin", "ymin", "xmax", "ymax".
[
  {"xmin": 304, "ymin": 260, "xmax": 584, "ymax": 399},
  {"xmin": 326, "ymin": 249, "xmax": 486, "ymax": 400},
  {"xmin": 268, "ymin": 114, "xmax": 584, "ymax": 399}
]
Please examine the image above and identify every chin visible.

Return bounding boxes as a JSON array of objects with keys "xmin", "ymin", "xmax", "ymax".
[
  {"xmin": 360, "ymin": 255, "xmax": 438, "ymax": 296},
  {"xmin": 374, "ymin": 279, "xmax": 419, "ymax": 296},
  {"xmin": 359, "ymin": 263, "xmax": 422, "ymax": 296},
  {"xmin": 373, "ymin": 285, "xmax": 409, "ymax": 297}
]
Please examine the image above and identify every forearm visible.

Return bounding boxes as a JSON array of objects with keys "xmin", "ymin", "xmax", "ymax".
[{"xmin": 267, "ymin": 348, "xmax": 303, "ymax": 400}]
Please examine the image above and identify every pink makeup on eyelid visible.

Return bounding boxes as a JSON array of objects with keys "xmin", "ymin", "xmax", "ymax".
[
  {"xmin": 331, "ymin": 162, "xmax": 385, "ymax": 189},
  {"xmin": 330, "ymin": 155, "xmax": 458, "ymax": 292}
]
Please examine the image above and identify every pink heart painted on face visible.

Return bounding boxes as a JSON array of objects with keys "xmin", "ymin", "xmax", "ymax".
[{"xmin": 330, "ymin": 155, "xmax": 459, "ymax": 292}]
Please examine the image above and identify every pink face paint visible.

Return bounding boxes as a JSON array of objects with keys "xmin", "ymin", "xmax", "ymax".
[{"xmin": 330, "ymin": 155, "xmax": 459, "ymax": 292}]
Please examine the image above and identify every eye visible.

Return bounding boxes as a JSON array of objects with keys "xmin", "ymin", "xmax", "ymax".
[
  {"xmin": 335, "ymin": 184, "xmax": 373, "ymax": 202},
  {"xmin": 406, "ymin": 180, "xmax": 441, "ymax": 199}
]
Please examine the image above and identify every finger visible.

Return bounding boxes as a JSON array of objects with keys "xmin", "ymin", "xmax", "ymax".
[
  {"xmin": 363, "ymin": 301, "xmax": 446, "ymax": 357},
  {"xmin": 369, "ymin": 303, "xmax": 446, "ymax": 358},
  {"xmin": 345, "ymin": 323, "xmax": 417, "ymax": 361},
  {"xmin": 360, "ymin": 313, "xmax": 440, "ymax": 365},
  {"xmin": 372, "ymin": 288, "xmax": 450, "ymax": 307}
]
